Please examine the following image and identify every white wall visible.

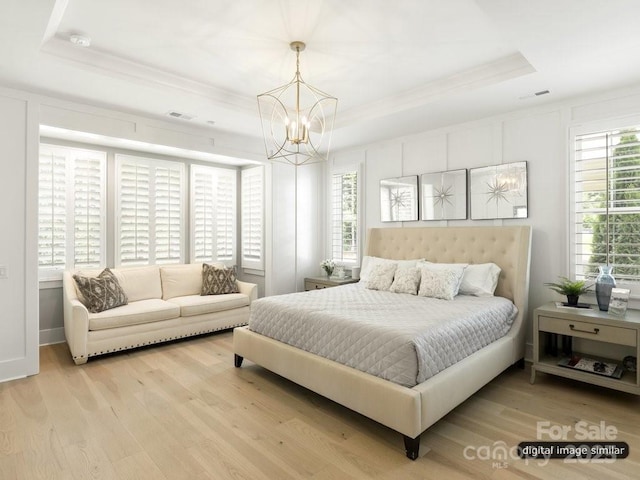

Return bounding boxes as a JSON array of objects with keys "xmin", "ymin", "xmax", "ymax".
[
  {"xmin": 330, "ymin": 83, "xmax": 640, "ymax": 358},
  {"xmin": 0, "ymin": 89, "xmax": 39, "ymax": 381},
  {"xmin": 266, "ymin": 161, "xmax": 324, "ymax": 295}
]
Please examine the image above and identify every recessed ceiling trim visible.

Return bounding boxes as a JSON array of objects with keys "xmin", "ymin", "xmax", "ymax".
[
  {"xmin": 335, "ymin": 52, "xmax": 536, "ymax": 128},
  {"xmin": 40, "ymin": 35, "xmax": 256, "ymax": 114}
]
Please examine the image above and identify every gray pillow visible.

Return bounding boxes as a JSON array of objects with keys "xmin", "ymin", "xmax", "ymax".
[
  {"xmin": 201, "ymin": 264, "xmax": 239, "ymax": 295},
  {"xmin": 73, "ymin": 268, "xmax": 128, "ymax": 313}
]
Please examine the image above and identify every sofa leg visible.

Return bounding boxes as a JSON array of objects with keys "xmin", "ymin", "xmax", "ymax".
[
  {"xmin": 403, "ymin": 434, "xmax": 420, "ymax": 460},
  {"xmin": 234, "ymin": 354, "xmax": 244, "ymax": 368},
  {"xmin": 73, "ymin": 357, "xmax": 88, "ymax": 365}
]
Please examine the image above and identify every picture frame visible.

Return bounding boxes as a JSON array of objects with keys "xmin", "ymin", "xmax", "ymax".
[
  {"xmin": 469, "ymin": 161, "xmax": 528, "ymax": 220},
  {"xmin": 608, "ymin": 288, "xmax": 631, "ymax": 316},
  {"xmin": 420, "ymin": 169, "xmax": 467, "ymax": 221},
  {"xmin": 380, "ymin": 175, "xmax": 419, "ymax": 222}
]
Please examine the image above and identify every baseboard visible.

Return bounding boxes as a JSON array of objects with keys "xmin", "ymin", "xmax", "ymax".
[{"xmin": 40, "ymin": 327, "xmax": 65, "ymax": 346}]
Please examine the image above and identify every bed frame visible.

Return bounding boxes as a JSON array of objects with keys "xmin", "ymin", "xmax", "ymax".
[{"xmin": 233, "ymin": 226, "xmax": 532, "ymax": 459}]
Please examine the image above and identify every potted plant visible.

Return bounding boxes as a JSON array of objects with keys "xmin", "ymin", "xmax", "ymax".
[
  {"xmin": 320, "ymin": 259, "xmax": 335, "ymax": 278},
  {"xmin": 544, "ymin": 276, "xmax": 592, "ymax": 306}
]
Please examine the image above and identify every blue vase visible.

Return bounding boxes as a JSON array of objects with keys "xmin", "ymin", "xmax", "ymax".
[{"xmin": 595, "ymin": 265, "xmax": 616, "ymax": 311}]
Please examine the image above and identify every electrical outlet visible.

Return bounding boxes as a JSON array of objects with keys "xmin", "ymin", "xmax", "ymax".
[{"xmin": 0, "ymin": 266, "xmax": 7, "ymax": 279}]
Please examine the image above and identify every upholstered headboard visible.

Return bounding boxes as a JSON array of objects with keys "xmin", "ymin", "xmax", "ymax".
[{"xmin": 364, "ymin": 226, "xmax": 532, "ymax": 361}]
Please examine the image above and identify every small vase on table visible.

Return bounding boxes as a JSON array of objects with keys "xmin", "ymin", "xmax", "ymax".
[{"xmin": 595, "ymin": 265, "xmax": 616, "ymax": 311}]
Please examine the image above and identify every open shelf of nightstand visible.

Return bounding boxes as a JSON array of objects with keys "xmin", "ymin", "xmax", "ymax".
[{"xmin": 532, "ymin": 303, "xmax": 640, "ymax": 395}]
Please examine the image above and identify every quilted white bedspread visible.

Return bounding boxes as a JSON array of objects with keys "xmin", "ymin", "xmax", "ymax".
[{"xmin": 248, "ymin": 284, "xmax": 517, "ymax": 387}]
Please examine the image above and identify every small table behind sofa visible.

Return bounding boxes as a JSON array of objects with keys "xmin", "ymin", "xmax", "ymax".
[{"xmin": 63, "ymin": 263, "xmax": 257, "ymax": 364}]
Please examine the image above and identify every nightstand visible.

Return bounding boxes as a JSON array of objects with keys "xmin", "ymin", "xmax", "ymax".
[
  {"xmin": 531, "ymin": 302, "xmax": 640, "ymax": 395},
  {"xmin": 304, "ymin": 276, "xmax": 359, "ymax": 291}
]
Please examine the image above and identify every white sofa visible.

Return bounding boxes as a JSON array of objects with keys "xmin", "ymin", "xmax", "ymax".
[{"xmin": 63, "ymin": 263, "xmax": 257, "ymax": 364}]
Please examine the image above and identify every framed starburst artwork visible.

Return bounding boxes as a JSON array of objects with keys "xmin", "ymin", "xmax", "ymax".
[
  {"xmin": 380, "ymin": 175, "xmax": 418, "ymax": 222},
  {"xmin": 420, "ymin": 169, "xmax": 467, "ymax": 220},
  {"xmin": 470, "ymin": 162, "xmax": 528, "ymax": 219}
]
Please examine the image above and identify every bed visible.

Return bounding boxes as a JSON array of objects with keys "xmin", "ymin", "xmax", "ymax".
[{"xmin": 233, "ymin": 226, "xmax": 532, "ymax": 459}]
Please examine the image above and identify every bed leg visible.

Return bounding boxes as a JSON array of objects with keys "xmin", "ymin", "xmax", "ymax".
[
  {"xmin": 515, "ymin": 358, "xmax": 525, "ymax": 369},
  {"xmin": 234, "ymin": 354, "xmax": 244, "ymax": 368},
  {"xmin": 403, "ymin": 434, "xmax": 420, "ymax": 460}
]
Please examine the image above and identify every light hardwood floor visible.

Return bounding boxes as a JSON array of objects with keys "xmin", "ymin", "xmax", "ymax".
[{"xmin": 1, "ymin": 331, "xmax": 639, "ymax": 479}]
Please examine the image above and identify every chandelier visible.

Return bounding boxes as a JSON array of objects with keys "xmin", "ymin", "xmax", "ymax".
[{"xmin": 257, "ymin": 41, "xmax": 338, "ymax": 166}]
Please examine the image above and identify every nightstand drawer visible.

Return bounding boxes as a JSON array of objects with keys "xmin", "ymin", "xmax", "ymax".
[
  {"xmin": 305, "ymin": 281, "xmax": 330, "ymax": 290},
  {"xmin": 539, "ymin": 316, "xmax": 636, "ymax": 346}
]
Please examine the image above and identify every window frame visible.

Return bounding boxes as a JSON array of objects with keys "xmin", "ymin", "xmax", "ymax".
[
  {"xmin": 38, "ymin": 143, "xmax": 107, "ymax": 281},
  {"xmin": 240, "ymin": 165, "xmax": 265, "ymax": 272},
  {"xmin": 115, "ymin": 153, "xmax": 187, "ymax": 267},
  {"xmin": 570, "ymin": 115, "xmax": 640, "ymax": 298},
  {"xmin": 190, "ymin": 164, "xmax": 237, "ymax": 266},
  {"xmin": 329, "ymin": 164, "xmax": 362, "ymax": 267}
]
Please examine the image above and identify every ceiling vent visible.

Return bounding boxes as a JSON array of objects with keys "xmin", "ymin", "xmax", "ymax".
[{"xmin": 166, "ymin": 111, "xmax": 194, "ymax": 121}]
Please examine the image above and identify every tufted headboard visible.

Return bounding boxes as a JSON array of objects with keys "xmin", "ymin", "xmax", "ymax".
[{"xmin": 364, "ymin": 226, "xmax": 532, "ymax": 360}]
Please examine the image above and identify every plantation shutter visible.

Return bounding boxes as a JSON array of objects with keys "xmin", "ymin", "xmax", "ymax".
[
  {"xmin": 38, "ymin": 144, "xmax": 106, "ymax": 279},
  {"xmin": 155, "ymin": 165, "xmax": 183, "ymax": 264},
  {"xmin": 331, "ymin": 170, "xmax": 358, "ymax": 263},
  {"xmin": 191, "ymin": 165, "xmax": 236, "ymax": 264},
  {"xmin": 216, "ymin": 172, "xmax": 235, "ymax": 262},
  {"xmin": 241, "ymin": 166, "xmax": 264, "ymax": 270},
  {"xmin": 117, "ymin": 155, "xmax": 184, "ymax": 266},
  {"xmin": 192, "ymin": 166, "xmax": 215, "ymax": 262},
  {"xmin": 38, "ymin": 149, "xmax": 67, "ymax": 272},
  {"xmin": 574, "ymin": 126, "xmax": 640, "ymax": 287},
  {"xmin": 73, "ymin": 155, "xmax": 105, "ymax": 269}
]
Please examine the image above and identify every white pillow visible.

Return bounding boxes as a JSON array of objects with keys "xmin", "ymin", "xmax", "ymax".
[
  {"xmin": 417, "ymin": 261, "xmax": 467, "ymax": 296},
  {"xmin": 389, "ymin": 267, "xmax": 420, "ymax": 295},
  {"xmin": 459, "ymin": 263, "xmax": 502, "ymax": 297},
  {"xmin": 365, "ymin": 263, "xmax": 397, "ymax": 291},
  {"xmin": 418, "ymin": 266, "xmax": 464, "ymax": 300},
  {"xmin": 360, "ymin": 256, "xmax": 423, "ymax": 284}
]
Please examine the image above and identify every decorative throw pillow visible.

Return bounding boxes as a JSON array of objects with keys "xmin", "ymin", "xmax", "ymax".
[
  {"xmin": 360, "ymin": 256, "xmax": 424, "ymax": 284},
  {"xmin": 417, "ymin": 261, "xmax": 467, "ymax": 296},
  {"xmin": 73, "ymin": 268, "xmax": 128, "ymax": 313},
  {"xmin": 418, "ymin": 267, "xmax": 464, "ymax": 300},
  {"xmin": 389, "ymin": 267, "xmax": 420, "ymax": 295},
  {"xmin": 364, "ymin": 263, "xmax": 397, "ymax": 291},
  {"xmin": 201, "ymin": 264, "xmax": 239, "ymax": 295},
  {"xmin": 459, "ymin": 263, "xmax": 502, "ymax": 296}
]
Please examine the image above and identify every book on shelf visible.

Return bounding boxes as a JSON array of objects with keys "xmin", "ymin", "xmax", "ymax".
[
  {"xmin": 558, "ymin": 356, "xmax": 624, "ymax": 379},
  {"xmin": 554, "ymin": 301, "xmax": 591, "ymax": 309}
]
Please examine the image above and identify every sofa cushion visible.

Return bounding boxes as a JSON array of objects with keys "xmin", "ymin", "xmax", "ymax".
[
  {"xmin": 88, "ymin": 299, "xmax": 180, "ymax": 331},
  {"xmin": 167, "ymin": 293, "xmax": 249, "ymax": 317},
  {"xmin": 160, "ymin": 263, "xmax": 221, "ymax": 300},
  {"xmin": 113, "ymin": 266, "xmax": 162, "ymax": 302},
  {"xmin": 73, "ymin": 268, "xmax": 128, "ymax": 313},
  {"xmin": 201, "ymin": 264, "xmax": 239, "ymax": 295}
]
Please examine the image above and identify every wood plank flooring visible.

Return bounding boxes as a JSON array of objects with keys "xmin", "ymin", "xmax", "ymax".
[{"xmin": 1, "ymin": 331, "xmax": 639, "ymax": 479}]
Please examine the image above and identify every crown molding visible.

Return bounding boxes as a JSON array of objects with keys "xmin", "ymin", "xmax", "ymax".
[
  {"xmin": 335, "ymin": 53, "xmax": 535, "ymax": 128},
  {"xmin": 40, "ymin": 35, "xmax": 257, "ymax": 114}
]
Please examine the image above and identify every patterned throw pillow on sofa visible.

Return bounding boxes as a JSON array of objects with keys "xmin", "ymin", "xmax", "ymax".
[
  {"xmin": 201, "ymin": 264, "xmax": 239, "ymax": 295},
  {"xmin": 73, "ymin": 268, "xmax": 128, "ymax": 313}
]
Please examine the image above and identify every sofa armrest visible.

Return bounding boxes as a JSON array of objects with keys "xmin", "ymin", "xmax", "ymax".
[
  {"xmin": 63, "ymin": 271, "xmax": 90, "ymax": 364},
  {"xmin": 237, "ymin": 280, "xmax": 258, "ymax": 303}
]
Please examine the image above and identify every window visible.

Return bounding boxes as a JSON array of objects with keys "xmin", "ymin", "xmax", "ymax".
[
  {"xmin": 191, "ymin": 165, "xmax": 237, "ymax": 264},
  {"xmin": 116, "ymin": 154, "xmax": 185, "ymax": 266},
  {"xmin": 38, "ymin": 144, "xmax": 106, "ymax": 279},
  {"xmin": 331, "ymin": 169, "xmax": 359, "ymax": 263},
  {"xmin": 241, "ymin": 166, "xmax": 265, "ymax": 270},
  {"xmin": 38, "ymin": 140, "xmax": 242, "ymax": 280},
  {"xmin": 572, "ymin": 124, "xmax": 640, "ymax": 293}
]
